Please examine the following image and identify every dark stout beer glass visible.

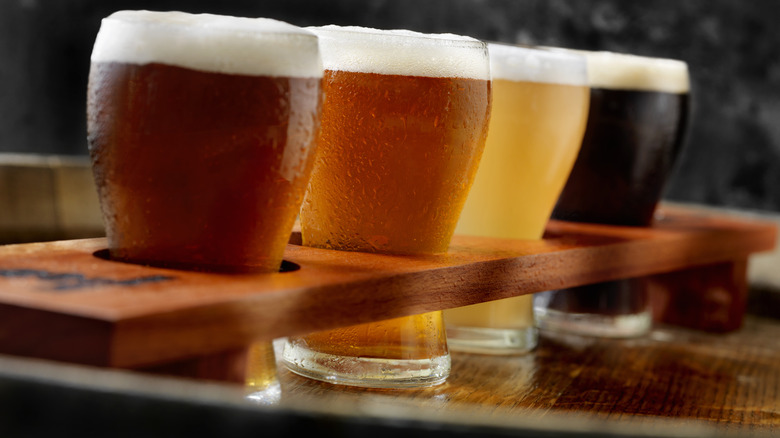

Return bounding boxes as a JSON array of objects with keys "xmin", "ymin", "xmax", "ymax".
[
  {"xmin": 282, "ymin": 26, "xmax": 491, "ymax": 388},
  {"xmin": 87, "ymin": 11, "xmax": 323, "ymax": 274},
  {"xmin": 534, "ymin": 50, "xmax": 690, "ymax": 338}
]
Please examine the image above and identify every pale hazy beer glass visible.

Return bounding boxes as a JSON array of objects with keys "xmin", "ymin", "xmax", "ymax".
[
  {"xmin": 282, "ymin": 26, "xmax": 491, "ymax": 388},
  {"xmin": 534, "ymin": 50, "xmax": 690, "ymax": 337},
  {"xmin": 87, "ymin": 11, "xmax": 323, "ymax": 273},
  {"xmin": 443, "ymin": 43, "xmax": 589, "ymax": 354}
]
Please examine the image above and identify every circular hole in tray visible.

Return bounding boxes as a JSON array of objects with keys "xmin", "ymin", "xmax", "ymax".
[
  {"xmin": 288, "ymin": 231, "xmax": 303, "ymax": 246},
  {"xmin": 279, "ymin": 260, "xmax": 300, "ymax": 273},
  {"xmin": 93, "ymin": 249, "xmax": 300, "ymax": 273}
]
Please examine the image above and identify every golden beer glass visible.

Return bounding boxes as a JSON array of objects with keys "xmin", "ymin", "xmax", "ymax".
[
  {"xmin": 443, "ymin": 43, "xmax": 590, "ymax": 354},
  {"xmin": 535, "ymin": 50, "xmax": 690, "ymax": 338},
  {"xmin": 87, "ymin": 11, "xmax": 324, "ymax": 393},
  {"xmin": 282, "ymin": 26, "xmax": 492, "ymax": 388}
]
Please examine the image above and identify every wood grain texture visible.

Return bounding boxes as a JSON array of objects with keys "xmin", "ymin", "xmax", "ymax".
[
  {"xmin": 276, "ymin": 315, "xmax": 780, "ymax": 433},
  {"xmin": 0, "ymin": 205, "xmax": 774, "ymax": 369}
]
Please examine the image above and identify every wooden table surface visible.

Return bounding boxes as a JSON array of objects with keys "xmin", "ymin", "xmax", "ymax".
[
  {"xmin": 272, "ymin": 314, "xmax": 779, "ymax": 436},
  {"xmin": 0, "ymin": 315, "xmax": 775, "ymax": 437}
]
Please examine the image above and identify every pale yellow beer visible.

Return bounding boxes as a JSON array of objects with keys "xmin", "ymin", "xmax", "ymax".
[
  {"xmin": 444, "ymin": 44, "xmax": 589, "ymax": 354},
  {"xmin": 454, "ymin": 79, "xmax": 590, "ymax": 240},
  {"xmin": 282, "ymin": 26, "xmax": 491, "ymax": 387}
]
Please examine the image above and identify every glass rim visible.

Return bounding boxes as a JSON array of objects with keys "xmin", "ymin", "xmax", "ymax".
[
  {"xmin": 485, "ymin": 41, "xmax": 588, "ymax": 85},
  {"xmin": 103, "ymin": 10, "xmax": 320, "ymax": 39},
  {"xmin": 541, "ymin": 46, "xmax": 690, "ymax": 93},
  {"xmin": 92, "ymin": 10, "xmax": 323, "ymax": 78},
  {"xmin": 307, "ymin": 25, "xmax": 489, "ymax": 79},
  {"xmin": 308, "ymin": 25, "xmax": 487, "ymax": 50}
]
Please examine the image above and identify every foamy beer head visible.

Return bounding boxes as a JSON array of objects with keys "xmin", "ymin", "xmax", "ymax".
[
  {"xmin": 310, "ymin": 25, "xmax": 490, "ymax": 79},
  {"xmin": 90, "ymin": 10, "xmax": 322, "ymax": 77},
  {"xmin": 488, "ymin": 43, "xmax": 588, "ymax": 86},
  {"xmin": 582, "ymin": 51, "xmax": 690, "ymax": 94},
  {"xmin": 87, "ymin": 11, "xmax": 323, "ymax": 272},
  {"xmin": 300, "ymin": 26, "xmax": 492, "ymax": 254},
  {"xmin": 551, "ymin": 50, "xmax": 690, "ymax": 226}
]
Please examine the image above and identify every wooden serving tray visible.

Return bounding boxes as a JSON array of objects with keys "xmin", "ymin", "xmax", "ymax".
[{"xmin": 0, "ymin": 205, "xmax": 774, "ymax": 374}]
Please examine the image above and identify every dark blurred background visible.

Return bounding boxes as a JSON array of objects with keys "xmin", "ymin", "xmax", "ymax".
[{"xmin": 3, "ymin": 0, "xmax": 780, "ymax": 213}]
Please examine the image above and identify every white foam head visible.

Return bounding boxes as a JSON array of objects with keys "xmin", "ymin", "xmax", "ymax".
[
  {"xmin": 90, "ymin": 10, "xmax": 323, "ymax": 78},
  {"xmin": 545, "ymin": 48, "xmax": 689, "ymax": 93},
  {"xmin": 487, "ymin": 43, "xmax": 587, "ymax": 86},
  {"xmin": 307, "ymin": 25, "xmax": 490, "ymax": 80}
]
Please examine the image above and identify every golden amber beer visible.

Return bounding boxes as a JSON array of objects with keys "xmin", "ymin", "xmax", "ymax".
[
  {"xmin": 87, "ymin": 11, "xmax": 323, "ymax": 273},
  {"xmin": 535, "ymin": 50, "xmax": 690, "ymax": 338},
  {"xmin": 444, "ymin": 43, "xmax": 589, "ymax": 354},
  {"xmin": 245, "ymin": 341, "xmax": 281, "ymax": 405},
  {"xmin": 282, "ymin": 26, "xmax": 491, "ymax": 387}
]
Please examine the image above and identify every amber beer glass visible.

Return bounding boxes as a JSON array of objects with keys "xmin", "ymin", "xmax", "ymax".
[
  {"xmin": 534, "ymin": 50, "xmax": 690, "ymax": 337},
  {"xmin": 282, "ymin": 26, "xmax": 491, "ymax": 388},
  {"xmin": 87, "ymin": 11, "xmax": 323, "ymax": 274},
  {"xmin": 443, "ymin": 43, "xmax": 589, "ymax": 354}
]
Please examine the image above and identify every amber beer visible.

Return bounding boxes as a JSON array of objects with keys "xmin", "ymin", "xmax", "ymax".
[
  {"xmin": 300, "ymin": 70, "xmax": 490, "ymax": 254},
  {"xmin": 282, "ymin": 26, "xmax": 491, "ymax": 388},
  {"xmin": 245, "ymin": 341, "xmax": 281, "ymax": 404},
  {"xmin": 535, "ymin": 50, "xmax": 690, "ymax": 337},
  {"xmin": 87, "ymin": 11, "xmax": 323, "ymax": 273},
  {"xmin": 443, "ymin": 43, "xmax": 589, "ymax": 354}
]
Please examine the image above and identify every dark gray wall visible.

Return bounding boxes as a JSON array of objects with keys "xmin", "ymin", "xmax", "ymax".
[{"xmin": 3, "ymin": 0, "xmax": 780, "ymax": 213}]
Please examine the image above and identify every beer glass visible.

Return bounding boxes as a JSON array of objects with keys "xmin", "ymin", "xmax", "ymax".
[
  {"xmin": 282, "ymin": 26, "xmax": 491, "ymax": 388},
  {"xmin": 87, "ymin": 11, "xmax": 323, "ymax": 392},
  {"xmin": 443, "ymin": 43, "xmax": 589, "ymax": 354},
  {"xmin": 534, "ymin": 50, "xmax": 690, "ymax": 338},
  {"xmin": 245, "ymin": 341, "xmax": 281, "ymax": 404},
  {"xmin": 87, "ymin": 11, "xmax": 323, "ymax": 274}
]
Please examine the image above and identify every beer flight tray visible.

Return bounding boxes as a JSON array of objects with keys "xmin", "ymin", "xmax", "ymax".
[{"xmin": 0, "ymin": 204, "xmax": 774, "ymax": 375}]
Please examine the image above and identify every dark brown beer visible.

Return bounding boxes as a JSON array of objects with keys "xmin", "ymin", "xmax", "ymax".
[
  {"xmin": 88, "ymin": 62, "xmax": 321, "ymax": 272},
  {"xmin": 552, "ymin": 88, "xmax": 689, "ymax": 226},
  {"xmin": 87, "ymin": 11, "xmax": 323, "ymax": 273},
  {"xmin": 535, "ymin": 50, "xmax": 690, "ymax": 337},
  {"xmin": 542, "ymin": 278, "xmax": 649, "ymax": 316}
]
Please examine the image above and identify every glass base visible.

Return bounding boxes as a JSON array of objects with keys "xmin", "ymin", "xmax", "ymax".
[
  {"xmin": 245, "ymin": 381, "xmax": 282, "ymax": 405},
  {"xmin": 534, "ymin": 307, "xmax": 652, "ymax": 338},
  {"xmin": 281, "ymin": 340, "xmax": 450, "ymax": 389},
  {"xmin": 446, "ymin": 326, "xmax": 538, "ymax": 355}
]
